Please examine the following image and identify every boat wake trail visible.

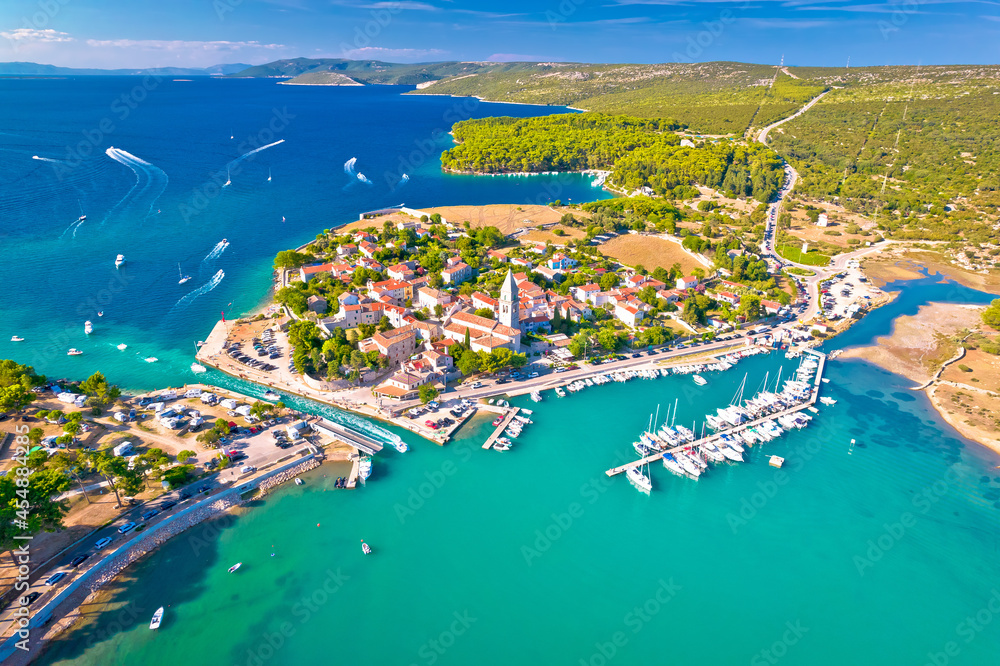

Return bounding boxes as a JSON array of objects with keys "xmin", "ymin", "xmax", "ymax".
[
  {"xmin": 201, "ymin": 239, "xmax": 230, "ymax": 264},
  {"xmin": 103, "ymin": 147, "xmax": 168, "ymax": 223},
  {"xmin": 32, "ymin": 155, "xmax": 63, "ymax": 163},
  {"xmin": 344, "ymin": 157, "xmax": 357, "ymax": 176},
  {"xmin": 174, "ymin": 269, "xmax": 224, "ymax": 308},
  {"xmin": 356, "ymin": 172, "xmax": 372, "ymax": 186},
  {"xmin": 227, "ymin": 139, "xmax": 285, "ymax": 169},
  {"xmin": 60, "ymin": 217, "xmax": 86, "ymax": 239}
]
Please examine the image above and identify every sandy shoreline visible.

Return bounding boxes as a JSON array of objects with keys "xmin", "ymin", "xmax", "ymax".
[{"xmin": 840, "ymin": 301, "xmax": 1000, "ymax": 457}]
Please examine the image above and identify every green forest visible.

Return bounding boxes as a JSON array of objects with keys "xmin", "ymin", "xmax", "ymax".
[{"xmin": 442, "ymin": 113, "xmax": 785, "ymax": 203}]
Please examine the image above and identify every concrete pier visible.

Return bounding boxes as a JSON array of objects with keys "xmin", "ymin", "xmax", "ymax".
[{"xmin": 482, "ymin": 407, "xmax": 520, "ymax": 450}]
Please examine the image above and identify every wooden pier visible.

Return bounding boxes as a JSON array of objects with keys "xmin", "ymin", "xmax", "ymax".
[
  {"xmin": 482, "ymin": 407, "xmax": 520, "ymax": 450},
  {"xmin": 605, "ymin": 350, "xmax": 826, "ymax": 477}
]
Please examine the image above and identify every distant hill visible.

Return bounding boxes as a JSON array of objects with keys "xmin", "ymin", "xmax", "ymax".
[
  {"xmin": 0, "ymin": 61, "xmax": 252, "ymax": 76},
  {"xmin": 228, "ymin": 58, "xmax": 546, "ymax": 86}
]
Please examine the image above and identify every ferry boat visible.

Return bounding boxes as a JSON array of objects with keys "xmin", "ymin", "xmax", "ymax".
[
  {"xmin": 361, "ymin": 541, "xmax": 372, "ymax": 555},
  {"xmin": 10, "ymin": 336, "xmax": 23, "ymax": 342},
  {"xmin": 150, "ymin": 607, "xmax": 164, "ymax": 630},
  {"xmin": 692, "ymin": 374, "xmax": 707, "ymax": 386},
  {"xmin": 67, "ymin": 348, "xmax": 83, "ymax": 356},
  {"xmin": 626, "ymin": 464, "xmax": 652, "ymax": 494},
  {"xmin": 84, "ymin": 320, "xmax": 93, "ymax": 335},
  {"xmin": 191, "ymin": 363, "xmax": 207, "ymax": 373},
  {"xmin": 115, "ymin": 254, "xmax": 125, "ymax": 268},
  {"xmin": 228, "ymin": 562, "xmax": 242, "ymax": 573},
  {"xmin": 358, "ymin": 458, "xmax": 372, "ymax": 481},
  {"xmin": 117, "ymin": 343, "xmax": 128, "ymax": 351}
]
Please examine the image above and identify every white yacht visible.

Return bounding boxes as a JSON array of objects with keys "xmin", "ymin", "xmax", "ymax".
[
  {"xmin": 115, "ymin": 254, "xmax": 125, "ymax": 268},
  {"xmin": 84, "ymin": 320, "xmax": 93, "ymax": 335},
  {"xmin": 191, "ymin": 363, "xmax": 207, "ymax": 373},
  {"xmin": 626, "ymin": 464, "xmax": 652, "ymax": 494},
  {"xmin": 117, "ymin": 343, "xmax": 128, "ymax": 351},
  {"xmin": 10, "ymin": 336, "xmax": 23, "ymax": 342},
  {"xmin": 392, "ymin": 440, "xmax": 408, "ymax": 453},
  {"xmin": 693, "ymin": 374, "xmax": 707, "ymax": 386},
  {"xmin": 144, "ymin": 357, "xmax": 158, "ymax": 363},
  {"xmin": 67, "ymin": 348, "xmax": 83, "ymax": 356},
  {"xmin": 150, "ymin": 607, "xmax": 164, "ymax": 630}
]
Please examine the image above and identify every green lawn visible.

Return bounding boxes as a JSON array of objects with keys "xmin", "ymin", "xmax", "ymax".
[{"xmin": 776, "ymin": 244, "xmax": 830, "ymax": 266}]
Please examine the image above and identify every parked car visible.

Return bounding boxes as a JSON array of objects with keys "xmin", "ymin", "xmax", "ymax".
[
  {"xmin": 95, "ymin": 536, "xmax": 113, "ymax": 549},
  {"xmin": 141, "ymin": 510, "xmax": 159, "ymax": 521}
]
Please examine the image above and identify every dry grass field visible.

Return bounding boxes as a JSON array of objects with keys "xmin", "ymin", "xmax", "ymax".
[{"xmin": 599, "ymin": 234, "xmax": 704, "ymax": 274}]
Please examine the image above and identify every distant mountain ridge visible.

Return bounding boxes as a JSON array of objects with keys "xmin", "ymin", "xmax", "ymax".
[
  {"xmin": 0, "ymin": 62, "xmax": 252, "ymax": 76},
  {"xmin": 227, "ymin": 58, "xmax": 547, "ymax": 85}
]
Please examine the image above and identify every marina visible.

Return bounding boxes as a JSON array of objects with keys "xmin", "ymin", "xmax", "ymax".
[
  {"xmin": 605, "ymin": 349, "xmax": 827, "ymax": 480},
  {"xmin": 482, "ymin": 405, "xmax": 521, "ymax": 450}
]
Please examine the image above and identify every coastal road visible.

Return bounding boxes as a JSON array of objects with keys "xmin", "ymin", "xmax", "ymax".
[{"xmin": 392, "ymin": 335, "xmax": 759, "ymax": 413}]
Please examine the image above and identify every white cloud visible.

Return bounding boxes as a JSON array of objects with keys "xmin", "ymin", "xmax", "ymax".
[
  {"xmin": 0, "ymin": 28, "xmax": 74, "ymax": 43},
  {"xmin": 340, "ymin": 46, "xmax": 448, "ymax": 60},
  {"xmin": 84, "ymin": 39, "xmax": 285, "ymax": 52}
]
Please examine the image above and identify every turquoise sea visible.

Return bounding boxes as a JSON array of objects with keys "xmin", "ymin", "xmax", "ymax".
[
  {"xmin": 38, "ymin": 275, "xmax": 1000, "ymax": 666},
  {"xmin": 4, "ymin": 79, "xmax": 1000, "ymax": 665}
]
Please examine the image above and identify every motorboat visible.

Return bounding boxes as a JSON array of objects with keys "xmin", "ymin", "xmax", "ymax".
[
  {"xmin": 228, "ymin": 562, "xmax": 242, "ymax": 573},
  {"xmin": 115, "ymin": 254, "xmax": 125, "ymax": 268},
  {"xmin": 10, "ymin": 336, "xmax": 23, "ymax": 342},
  {"xmin": 295, "ymin": 477, "xmax": 304, "ymax": 486},
  {"xmin": 555, "ymin": 387, "xmax": 566, "ymax": 397},
  {"xmin": 361, "ymin": 541, "xmax": 372, "ymax": 555},
  {"xmin": 84, "ymin": 320, "xmax": 93, "ymax": 334},
  {"xmin": 144, "ymin": 357, "xmax": 158, "ymax": 363},
  {"xmin": 359, "ymin": 458, "xmax": 372, "ymax": 481},
  {"xmin": 150, "ymin": 607, "xmax": 164, "ymax": 630},
  {"xmin": 263, "ymin": 390, "xmax": 279, "ymax": 400},
  {"xmin": 191, "ymin": 363, "xmax": 207, "ymax": 373},
  {"xmin": 117, "ymin": 343, "xmax": 128, "ymax": 351},
  {"xmin": 392, "ymin": 440, "xmax": 408, "ymax": 453},
  {"xmin": 67, "ymin": 348, "xmax": 83, "ymax": 356},
  {"xmin": 693, "ymin": 374, "xmax": 707, "ymax": 386},
  {"xmin": 492, "ymin": 416, "xmax": 503, "ymax": 427}
]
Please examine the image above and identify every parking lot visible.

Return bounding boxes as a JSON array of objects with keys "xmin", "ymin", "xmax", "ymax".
[{"xmin": 817, "ymin": 261, "xmax": 883, "ymax": 321}]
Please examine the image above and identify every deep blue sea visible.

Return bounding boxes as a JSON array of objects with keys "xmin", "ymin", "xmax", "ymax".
[{"xmin": 0, "ymin": 77, "xmax": 607, "ymax": 390}]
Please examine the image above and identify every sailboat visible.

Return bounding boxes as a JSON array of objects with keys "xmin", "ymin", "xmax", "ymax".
[
  {"xmin": 626, "ymin": 461, "xmax": 652, "ymax": 494},
  {"xmin": 222, "ymin": 168, "xmax": 231, "ymax": 187},
  {"xmin": 177, "ymin": 263, "xmax": 191, "ymax": 285}
]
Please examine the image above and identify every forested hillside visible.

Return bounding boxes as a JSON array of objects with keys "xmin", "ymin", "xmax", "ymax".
[{"xmin": 442, "ymin": 114, "xmax": 784, "ymax": 203}]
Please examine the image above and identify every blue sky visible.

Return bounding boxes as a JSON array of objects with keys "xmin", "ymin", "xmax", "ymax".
[{"xmin": 1, "ymin": 0, "xmax": 997, "ymax": 69}]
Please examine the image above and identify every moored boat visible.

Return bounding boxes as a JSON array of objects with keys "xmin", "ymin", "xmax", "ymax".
[
  {"xmin": 693, "ymin": 374, "xmax": 707, "ymax": 386},
  {"xmin": 626, "ymin": 463, "xmax": 653, "ymax": 494}
]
